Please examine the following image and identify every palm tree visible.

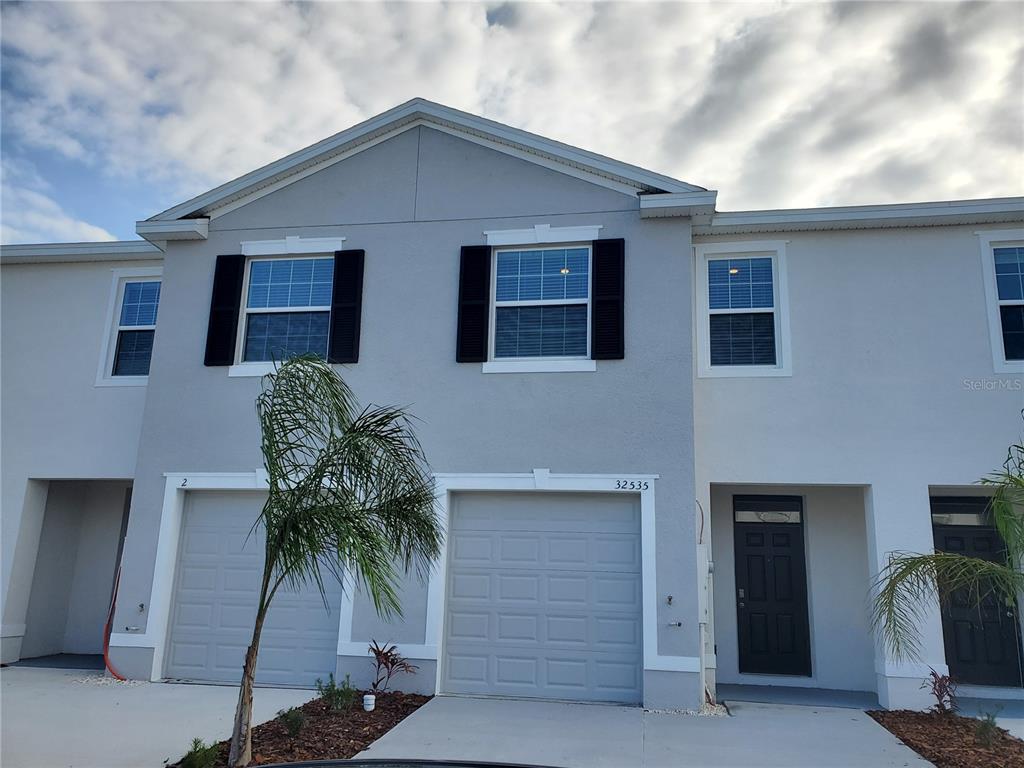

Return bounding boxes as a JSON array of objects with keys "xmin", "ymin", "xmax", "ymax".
[
  {"xmin": 871, "ymin": 427, "xmax": 1024, "ymax": 665},
  {"xmin": 227, "ymin": 356, "xmax": 442, "ymax": 767}
]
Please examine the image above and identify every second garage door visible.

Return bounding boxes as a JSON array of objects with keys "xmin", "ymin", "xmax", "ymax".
[
  {"xmin": 442, "ymin": 492, "xmax": 642, "ymax": 703},
  {"xmin": 165, "ymin": 491, "xmax": 342, "ymax": 687}
]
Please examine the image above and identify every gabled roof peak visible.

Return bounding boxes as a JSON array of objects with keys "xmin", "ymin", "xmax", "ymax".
[{"xmin": 146, "ymin": 98, "xmax": 706, "ymax": 223}]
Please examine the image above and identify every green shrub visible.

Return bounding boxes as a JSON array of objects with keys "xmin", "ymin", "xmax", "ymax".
[
  {"xmin": 179, "ymin": 738, "xmax": 218, "ymax": 768},
  {"xmin": 975, "ymin": 709, "xmax": 1002, "ymax": 748},
  {"xmin": 277, "ymin": 706, "xmax": 306, "ymax": 737},
  {"xmin": 316, "ymin": 672, "xmax": 357, "ymax": 711}
]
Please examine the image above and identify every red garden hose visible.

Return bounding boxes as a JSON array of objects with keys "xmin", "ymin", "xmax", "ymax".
[{"xmin": 103, "ymin": 566, "xmax": 126, "ymax": 681}]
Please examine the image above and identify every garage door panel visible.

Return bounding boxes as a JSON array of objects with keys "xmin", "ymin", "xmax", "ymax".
[
  {"xmin": 166, "ymin": 491, "xmax": 342, "ymax": 686},
  {"xmin": 443, "ymin": 493, "xmax": 642, "ymax": 703}
]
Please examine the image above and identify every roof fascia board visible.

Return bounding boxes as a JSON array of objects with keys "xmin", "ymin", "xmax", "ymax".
[
  {"xmin": 150, "ymin": 99, "xmax": 700, "ymax": 222},
  {"xmin": 136, "ymin": 218, "xmax": 209, "ymax": 243},
  {"xmin": 639, "ymin": 191, "xmax": 719, "ymax": 218},
  {"xmin": 1, "ymin": 240, "xmax": 163, "ymax": 265},
  {"xmin": 694, "ymin": 197, "xmax": 1024, "ymax": 235}
]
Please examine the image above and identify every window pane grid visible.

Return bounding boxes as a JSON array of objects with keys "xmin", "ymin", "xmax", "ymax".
[
  {"xmin": 243, "ymin": 311, "xmax": 330, "ymax": 362},
  {"xmin": 241, "ymin": 257, "xmax": 334, "ymax": 363},
  {"xmin": 113, "ymin": 330, "xmax": 155, "ymax": 376},
  {"xmin": 247, "ymin": 257, "xmax": 334, "ymax": 310},
  {"xmin": 119, "ymin": 281, "xmax": 161, "ymax": 327},
  {"xmin": 708, "ymin": 257, "xmax": 774, "ymax": 310},
  {"xmin": 495, "ymin": 305, "xmax": 588, "ymax": 358},
  {"xmin": 994, "ymin": 247, "xmax": 1024, "ymax": 303},
  {"xmin": 493, "ymin": 246, "xmax": 590, "ymax": 360},
  {"xmin": 112, "ymin": 279, "xmax": 160, "ymax": 376}
]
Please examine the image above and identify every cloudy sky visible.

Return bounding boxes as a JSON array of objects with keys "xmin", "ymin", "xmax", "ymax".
[{"xmin": 1, "ymin": 1, "xmax": 1021, "ymax": 243}]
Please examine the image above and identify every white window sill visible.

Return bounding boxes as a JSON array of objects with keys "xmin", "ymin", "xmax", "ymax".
[
  {"xmin": 95, "ymin": 376, "xmax": 149, "ymax": 388},
  {"xmin": 228, "ymin": 362, "xmax": 277, "ymax": 378},
  {"xmin": 482, "ymin": 359, "xmax": 597, "ymax": 374},
  {"xmin": 697, "ymin": 364, "xmax": 791, "ymax": 379},
  {"xmin": 992, "ymin": 359, "xmax": 1024, "ymax": 375}
]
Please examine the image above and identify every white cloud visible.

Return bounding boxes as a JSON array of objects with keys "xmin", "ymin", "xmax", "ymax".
[
  {"xmin": 1, "ymin": 158, "xmax": 116, "ymax": 243},
  {"xmin": 0, "ymin": 1, "xmax": 1021, "ymax": 214}
]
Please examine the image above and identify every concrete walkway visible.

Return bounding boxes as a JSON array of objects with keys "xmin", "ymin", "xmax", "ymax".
[
  {"xmin": 364, "ymin": 695, "xmax": 932, "ymax": 768},
  {"xmin": 0, "ymin": 667, "xmax": 313, "ymax": 768}
]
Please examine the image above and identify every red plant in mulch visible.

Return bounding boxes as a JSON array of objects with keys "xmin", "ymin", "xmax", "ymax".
[{"xmin": 869, "ymin": 709, "xmax": 1024, "ymax": 768}]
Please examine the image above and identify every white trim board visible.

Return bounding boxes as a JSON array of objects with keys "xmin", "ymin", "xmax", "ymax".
[
  {"xmin": 483, "ymin": 224, "xmax": 602, "ymax": 246},
  {"xmin": 240, "ymin": 235, "xmax": 346, "ymax": 256},
  {"xmin": 976, "ymin": 228, "xmax": 1024, "ymax": 374}
]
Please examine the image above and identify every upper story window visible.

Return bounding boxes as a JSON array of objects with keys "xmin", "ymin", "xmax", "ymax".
[
  {"xmin": 97, "ymin": 267, "xmax": 163, "ymax": 386},
  {"xmin": 977, "ymin": 229, "xmax": 1024, "ymax": 373},
  {"xmin": 114, "ymin": 280, "xmax": 161, "ymax": 375},
  {"xmin": 492, "ymin": 246, "xmax": 590, "ymax": 360},
  {"xmin": 695, "ymin": 241, "xmax": 791, "ymax": 378},
  {"xmin": 239, "ymin": 257, "xmax": 334, "ymax": 362},
  {"xmin": 708, "ymin": 257, "xmax": 776, "ymax": 366},
  {"xmin": 994, "ymin": 246, "xmax": 1023, "ymax": 361}
]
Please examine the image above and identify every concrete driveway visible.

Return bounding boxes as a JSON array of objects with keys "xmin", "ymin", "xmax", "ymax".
[
  {"xmin": 0, "ymin": 667, "xmax": 313, "ymax": 768},
  {"xmin": 363, "ymin": 696, "xmax": 932, "ymax": 768}
]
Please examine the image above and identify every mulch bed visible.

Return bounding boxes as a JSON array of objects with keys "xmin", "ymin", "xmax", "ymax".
[
  {"xmin": 186, "ymin": 691, "xmax": 430, "ymax": 767},
  {"xmin": 869, "ymin": 709, "xmax": 1024, "ymax": 768}
]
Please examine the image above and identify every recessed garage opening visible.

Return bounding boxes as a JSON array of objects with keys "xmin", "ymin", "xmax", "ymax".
[
  {"xmin": 164, "ymin": 491, "xmax": 343, "ymax": 687},
  {"xmin": 20, "ymin": 480, "xmax": 131, "ymax": 668},
  {"xmin": 441, "ymin": 491, "xmax": 642, "ymax": 704}
]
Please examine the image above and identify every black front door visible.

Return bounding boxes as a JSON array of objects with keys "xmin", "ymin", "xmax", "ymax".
[
  {"xmin": 734, "ymin": 495, "xmax": 811, "ymax": 676},
  {"xmin": 932, "ymin": 497, "xmax": 1023, "ymax": 687}
]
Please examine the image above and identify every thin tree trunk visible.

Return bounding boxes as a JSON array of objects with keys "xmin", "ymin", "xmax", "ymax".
[
  {"xmin": 228, "ymin": 561, "xmax": 278, "ymax": 768},
  {"xmin": 228, "ymin": 606, "xmax": 268, "ymax": 767}
]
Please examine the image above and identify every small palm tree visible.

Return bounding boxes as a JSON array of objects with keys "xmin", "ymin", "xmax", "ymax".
[
  {"xmin": 227, "ymin": 356, "xmax": 441, "ymax": 767},
  {"xmin": 872, "ymin": 427, "xmax": 1024, "ymax": 664}
]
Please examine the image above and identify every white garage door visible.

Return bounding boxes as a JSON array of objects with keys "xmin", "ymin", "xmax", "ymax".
[
  {"xmin": 165, "ymin": 492, "xmax": 342, "ymax": 686},
  {"xmin": 442, "ymin": 492, "xmax": 642, "ymax": 703}
]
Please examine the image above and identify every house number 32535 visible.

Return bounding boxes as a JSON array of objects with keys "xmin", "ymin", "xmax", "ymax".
[{"xmin": 615, "ymin": 480, "xmax": 649, "ymax": 490}]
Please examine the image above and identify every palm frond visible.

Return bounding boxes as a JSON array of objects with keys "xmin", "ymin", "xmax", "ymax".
[
  {"xmin": 254, "ymin": 356, "xmax": 441, "ymax": 619},
  {"xmin": 871, "ymin": 551, "xmax": 1023, "ymax": 662}
]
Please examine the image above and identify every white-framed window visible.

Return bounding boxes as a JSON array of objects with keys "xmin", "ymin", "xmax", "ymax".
[
  {"xmin": 235, "ymin": 256, "xmax": 334, "ymax": 364},
  {"xmin": 486, "ymin": 244, "xmax": 594, "ymax": 373},
  {"xmin": 695, "ymin": 241, "xmax": 791, "ymax": 378},
  {"xmin": 977, "ymin": 229, "xmax": 1024, "ymax": 373},
  {"xmin": 96, "ymin": 267, "xmax": 163, "ymax": 386}
]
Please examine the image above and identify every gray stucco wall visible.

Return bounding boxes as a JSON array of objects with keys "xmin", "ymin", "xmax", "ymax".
[
  {"xmin": 21, "ymin": 480, "xmax": 127, "ymax": 657},
  {"xmin": 111, "ymin": 126, "xmax": 700, "ymax": 704},
  {"xmin": 1, "ymin": 259, "xmax": 156, "ymax": 660}
]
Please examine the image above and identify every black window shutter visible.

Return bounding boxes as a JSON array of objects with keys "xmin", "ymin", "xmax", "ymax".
[
  {"xmin": 328, "ymin": 249, "xmax": 365, "ymax": 364},
  {"xmin": 204, "ymin": 254, "xmax": 246, "ymax": 366},
  {"xmin": 591, "ymin": 238, "xmax": 625, "ymax": 360},
  {"xmin": 456, "ymin": 245, "xmax": 491, "ymax": 362}
]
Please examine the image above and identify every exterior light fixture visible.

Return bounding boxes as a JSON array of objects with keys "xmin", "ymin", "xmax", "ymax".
[{"xmin": 560, "ymin": 267, "xmax": 571, "ymax": 275}]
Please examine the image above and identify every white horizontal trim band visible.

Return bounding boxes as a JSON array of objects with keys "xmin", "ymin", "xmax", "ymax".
[
  {"xmin": 241, "ymin": 235, "xmax": 346, "ymax": 256},
  {"xmin": 484, "ymin": 224, "xmax": 602, "ymax": 246}
]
